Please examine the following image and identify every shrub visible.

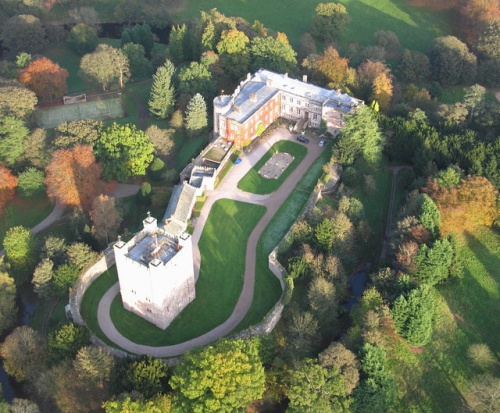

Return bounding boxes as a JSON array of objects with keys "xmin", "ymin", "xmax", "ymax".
[
  {"xmin": 137, "ymin": 182, "xmax": 152, "ymax": 205},
  {"xmin": 17, "ymin": 168, "xmax": 45, "ymax": 198},
  {"xmin": 341, "ymin": 167, "xmax": 360, "ymax": 187},
  {"xmin": 170, "ymin": 109, "xmax": 183, "ymax": 128},
  {"xmin": 149, "ymin": 157, "xmax": 165, "ymax": 181}
]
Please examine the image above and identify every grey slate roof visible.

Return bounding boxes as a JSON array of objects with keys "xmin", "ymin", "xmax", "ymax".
[{"xmin": 163, "ymin": 182, "xmax": 197, "ymax": 225}]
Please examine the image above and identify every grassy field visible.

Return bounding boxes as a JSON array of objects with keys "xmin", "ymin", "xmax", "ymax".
[
  {"xmin": 237, "ymin": 141, "xmax": 307, "ymax": 195},
  {"xmin": 0, "ymin": 196, "xmax": 53, "ymax": 248},
  {"xmin": 179, "ymin": 0, "xmax": 453, "ymax": 51},
  {"xmin": 388, "ymin": 226, "xmax": 500, "ymax": 412},
  {"xmin": 236, "ymin": 142, "xmax": 332, "ymax": 330},
  {"xmin": 90, "ymin": 200, "xmax": 267, "ymax": 346}
]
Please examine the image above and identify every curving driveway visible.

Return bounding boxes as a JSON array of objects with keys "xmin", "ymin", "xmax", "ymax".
[{"xmin": 97, "ymin": 127, "xmax": 324, "ymax": 356}]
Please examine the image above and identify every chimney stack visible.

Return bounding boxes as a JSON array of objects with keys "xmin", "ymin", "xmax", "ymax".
[{"xmin": 303, "ymin": 75, "xmax": 308, "ymax": 83}]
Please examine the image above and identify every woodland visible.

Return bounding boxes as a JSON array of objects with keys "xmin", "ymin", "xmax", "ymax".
[{"xmin": 0, "ymin": 0, "xmax": 499, "ymax": 412}]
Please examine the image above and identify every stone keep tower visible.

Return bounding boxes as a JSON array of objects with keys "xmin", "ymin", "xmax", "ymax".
[{"xmin": 113, "ymin": 213, "xmax": 196, "ymax": 329}]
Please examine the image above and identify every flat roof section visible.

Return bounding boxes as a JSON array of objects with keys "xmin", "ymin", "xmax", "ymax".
[{"xmin": 127, "ymin": 234, "xmax": 180, "ymax": 267}]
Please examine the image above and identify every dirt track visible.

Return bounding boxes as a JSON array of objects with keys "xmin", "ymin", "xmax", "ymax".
[{"xmin": 97, "ymin": 127, "xmax": 324, "ymax": 356}]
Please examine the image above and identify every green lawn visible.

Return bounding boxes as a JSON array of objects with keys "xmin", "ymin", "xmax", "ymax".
[
  {"xmin": 0, "ymin": 196, "xmax": 53, "ymax": 248},
  {"xmin": 237, "ymin": 141, "xmax": 307, "ymax": 195},
  {"xmin": 389, "ymin": 227, "xmax": 500, "ymax": 412},
  {"xmin": 80, "ymin": 267, "xmax": 121, "ymax": 348},
  {"xmin": 179, "ymin": 0, "xmax": 453, "ymax": 51},
  {"xmin": 95, "ymin": 200, "xmax": 267, "ymax": 346},
  {"xmin": 236, "ymin": 143, "xmax": 331, "ymax": 330}
]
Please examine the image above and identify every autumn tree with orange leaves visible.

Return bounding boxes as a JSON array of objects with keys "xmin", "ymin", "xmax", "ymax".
[
  {"xmin": 19, "ymin": 57, "xmax": 69, "ymax": 100},
  {"xmin": 45, "ymin": 145, "xmax": 103, "ymax": 212},
  {"xmin": 426, "ymin": 176, "xmax": 498, "ymax": 235},
  {"xmin": 0, "ymin": 164, "xmax": 18, "ymax": 215}
]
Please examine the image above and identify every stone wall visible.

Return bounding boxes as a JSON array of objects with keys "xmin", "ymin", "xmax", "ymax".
[{"xmin": 69, "ymin": 247, "xmax": 115, "ymax": 326}]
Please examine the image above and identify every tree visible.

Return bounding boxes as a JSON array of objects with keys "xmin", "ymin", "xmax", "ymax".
[
  {"xmin": 74, "ymin": 346, "xmax": 115, "ymax": 387},
  {"xmin": 468, "ymin": 343, "xmax": 496, "ymax": 370},
  {"xmin": 352, "ymin": 343, "xmax": 397, "ymax": 413},
  {"xmin": 298, "ymin": 32, "xmax": 317, "ymax": 61},
  {"xmin": 79, "ymin": 44, "xmax": 130, "ymax": 90},
  {"xmin": 373, "ymin": 30, "xmax": 400, "ymax": 51},
  {"xmin": 65, "ymin": 242, "xmax": 98, "ymax": 271},
  {"xmin": 0, "ymin": 326, "xmax": 47, "ymax": 382},
  {"xmin": 477, "ymin": 21, "xmax": 500, "ymax": 60},
  {"xmin": 250, "ymin": 34, "xmax": 297, "ymax": 74},
  {"xmin": 356, "ymin": 60, "xmax": 392, "ymax": 104},
  {"xmin": 148, "ymin": 61, "xmax": 176, "ymax": 119},
  {"xmin": 145, "ymin": 125, "xmax": 175, "ymax": 161},
  {"xmin": 308, "ymin": 276, "xmax": 338, "ymax": 334},
  {"xmin": 121, "ymin": 24, "xmax": 154, "ymax": 57},
  {"xmin": 48, "ymin": 322, "xmax": 90, "ymax": 362},
  {"xmin": 184, "ymin": 93, "xmax": 208, "ymax": 138},
  {"xmin": 23, "ymin": 128, "xmax": 51, "ymax": 168},
  {"xmin": 285, "ymin": 310, "xmax": 321, "ymax": 360},
  {"xmin": 315, "ymin": 46, "xmax": 352, "ymax": 89},
  {"xmin": 117, "ymin": 355, "xmax": 169, "ymax": 399},
  {"xmin": 468, "ymin": 374, "xmax": 500, "ymax": 413},
  {"xmin": 90, "ymin": 195, "xmax": 123, "ymax": 245},
  {"xmin": 94, "ymin": 123, "xmax": 154, "ymax": 181},
  {"xmin": 10, "ymin": 398, "xmax": 40, "ymax": 413},
  {"xmin": 463, "ymin": 83, "xmax": 486, "ymax": 122},
  {"xmin": 16, "ymin": 52, "xmax": 32, "ymax": 68},
  {"xmin": 415, "ymin": 239, "xmax": 453, "ymax": 285},
  {"xmin": 103, "ymin": 395, "xmax": 174, "ymax": 413},
  {"xmin": 334, "ymin": 105, "xmax": 384, "ymax": 166},
  {"xmin": 32, "ymin": 259, "xmax": 55, "ymax": 298},
  {"xmin": 0, "ymin": 117, "xmax": 29, "ymax": 167},
  {"xmin": 45, "ymin": 145, "xmax": 103, "ymax": 212},
  {"xmin": 286, "ymin": 359, "xmax": 346, "ymax": 413},
  {"xmin": 434, "ymin": 166, "xmax": 461, "ymax": 189},
  {"xmin": 430, "ymin": 36, "xmax": 477, "ymax": 86},
  {"xmin": 418, "ymin": 194, "xmax": 441, "ymax": 238},
  {"xmin": 122, "ymin": 43, "xmax": 153, "ymax": 79},
  {"xmin": 54, "ymin": 119, "xmax": 102, "ymax": 148},
  {"xmin": 17, "ymin": 168, "xmax": 45, "ymax": 198},
  {"xmin": 216, "ymin": 29, "xmax": 250, "ymax": 80},
  {"xmin": 319, "ymin": 342, "xmax": 360, "ymax": 395},
  {"xmin": 168, "ymin": 24, "xmax": 187, "ymax": 64},
  {"xmin": 371, "ymin": 70, "xmax": 393, "ymax": 112},
  {"xmin": 0, "ymin": 164, "xmax": 18, "ymax": 215},
  {"xmin": 3, "ymin": 226, "xmax": 35, "ymax": 285},
  {"xmin": 391, "ymin": 285, "xmax": 436, "ymax": 346},
  {"xmin": 426, "ymin": 176, "xmax": 498, "ymax": 234},
  {"xmin": 18, "ymin": 57, "xmax": 68, "ymax": 100},
  {"xmin": 0, "ymin": 85, "xmax": 37, "ymax": 119},
  {"xmin": 314, "ymin": 218, "xmax": 335, "ymax": 253},
  {"xmin": 52, "ymin": 264, "xmax": 79, "ymax": 296},
  {"xmin": 311, "ymin": 3, "xmax": 350, "ymax": 43},
  {"xmin": 67, "ymin": 23, "xmax": 98, "ymax": 55},
  {"xmin": 0, "ymin": 272, "xmax": 17, "ymax": 336},
  {"xmin": 170, "ymin": 339, "xmax": 265, "ymax": 413},
  {"xmin": 177, "ymin": 61, "xmax": 216, "ymax": 101},
  {"xmin": 2, "ymin": 15, "xmax": 46, "ymax": 54}
]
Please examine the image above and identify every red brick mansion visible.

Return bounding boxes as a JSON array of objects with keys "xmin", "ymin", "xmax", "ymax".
[{"xmin": 213, "ymin": 68, "xmax": 364, "ymax": 147}]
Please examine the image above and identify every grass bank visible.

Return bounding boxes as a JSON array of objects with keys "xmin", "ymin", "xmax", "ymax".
[
  {"xmin": 237, "ymin": 140, "xmax": 307, "ymax": 195},
  {"xmin": 179, "ymin": 0, "xmax": 453, "ymax": 51},
  {"xmin": 388, "ymin": 227, "xmax": 500, "ymax": 412},
  {"xmin": 236, "ymin": 142, "xmax": 332, "ymax": 330}
]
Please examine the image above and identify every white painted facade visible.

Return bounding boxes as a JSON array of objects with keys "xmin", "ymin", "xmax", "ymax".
[{"xmin": 113, "ymin": 214, "xmax": 195, "ymax": 329}]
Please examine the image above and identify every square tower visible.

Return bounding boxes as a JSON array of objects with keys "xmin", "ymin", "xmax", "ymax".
[{"xmin": 113, "ymin": 213, "xmax": 196, "ymax": 329}]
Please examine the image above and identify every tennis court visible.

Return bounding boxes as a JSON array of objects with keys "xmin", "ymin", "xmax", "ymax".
[{"xmin": 37, "ymin": 97, "xmax": 124, "ymax": 129}]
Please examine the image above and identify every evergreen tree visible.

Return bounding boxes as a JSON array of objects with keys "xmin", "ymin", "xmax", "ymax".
[
  {"xmin": 122, "ymin": 43, "xmax": 153, "ymax": 79},
  {"xmin": 168, "ymin": 24, "xmax": 187, "ymax": 64},
  {"xmin": 184, "ymin": 93, "xmax": 207, "ymax": 137},
  {"xmin": 418, "ymin": 194, "xmax": 441, "ymax": 238},
  {"xmin": 148, "ymin": 60, "xmax": 176, "ymax": 119},
  {"xmin": 415, "ymin": 239, "xmax": 453, "ymax": 285}
]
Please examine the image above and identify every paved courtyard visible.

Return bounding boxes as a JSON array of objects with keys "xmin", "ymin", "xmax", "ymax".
[{"xmin": 259, "ymin": 152, "xmax": 294, "ymax": 179}]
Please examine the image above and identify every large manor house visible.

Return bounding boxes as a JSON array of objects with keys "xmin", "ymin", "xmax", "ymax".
[
  {"xmin": 113, "ymin": 69, "xmax": 362, "ymax": 329},
  {"xmin": 213, "ymin": 68, "xmax": 363, "ymax": 145}
]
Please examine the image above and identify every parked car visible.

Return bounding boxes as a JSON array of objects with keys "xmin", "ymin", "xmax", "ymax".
[
  {"xmin": 297, "ymin": 136, "xmax": 309, "ymax": 144},
  {"xmin": 319, "ymin": 139, "xmax": 326, "ymax": 147},
  {"xmin": 234, "ymin": 158, "xmax": 242, "ymax": 165}
]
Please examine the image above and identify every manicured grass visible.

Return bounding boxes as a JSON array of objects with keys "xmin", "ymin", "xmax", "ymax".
[
  {"xmin": 80, "ymin": 267, "xmax": 120, "ymax": 348},
  {"xmin": 237, "ymin": 141, "xmax": 307, "ymax": 195},
  {"xmin": 351, "ymin": 167, "xmax": 392, "ymax": 262},
  {"xmin": 388, "ymin": 227, "xmax": 500, "ymax": 412},
  {"xmin": 105, "ymin": 200, "xmax": 266, "ymax": 346},
  {"xmin": 179, "ymin": 0, "xmax": 453, "ymax": 51},
  {"xmin": 0, "ymin": 196, "xmax": 53, "ymax": 248},
  {"xmin": 236, "ymin": 144, "xmax": 331, "ymax": 329}
]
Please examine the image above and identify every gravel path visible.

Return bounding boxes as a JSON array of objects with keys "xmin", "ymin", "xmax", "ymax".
[{"xmin": 97, "ymin": 127, "xmax": 324, "ymax": 356}]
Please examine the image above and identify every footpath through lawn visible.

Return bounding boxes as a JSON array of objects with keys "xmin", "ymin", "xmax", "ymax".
[{"xmin": 82, "ymin": 199, "xmax": 266, "ymax": 346}]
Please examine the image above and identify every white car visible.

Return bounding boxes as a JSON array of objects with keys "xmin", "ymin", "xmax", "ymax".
[{"xmin": 319, "ymin": 139, "xmax": 326, "ymax": 147}]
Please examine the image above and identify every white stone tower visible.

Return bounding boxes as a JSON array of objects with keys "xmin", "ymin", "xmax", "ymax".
[{"xmin": 113, "ymin": 213, "xmax": 196, "ymax": 329}]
